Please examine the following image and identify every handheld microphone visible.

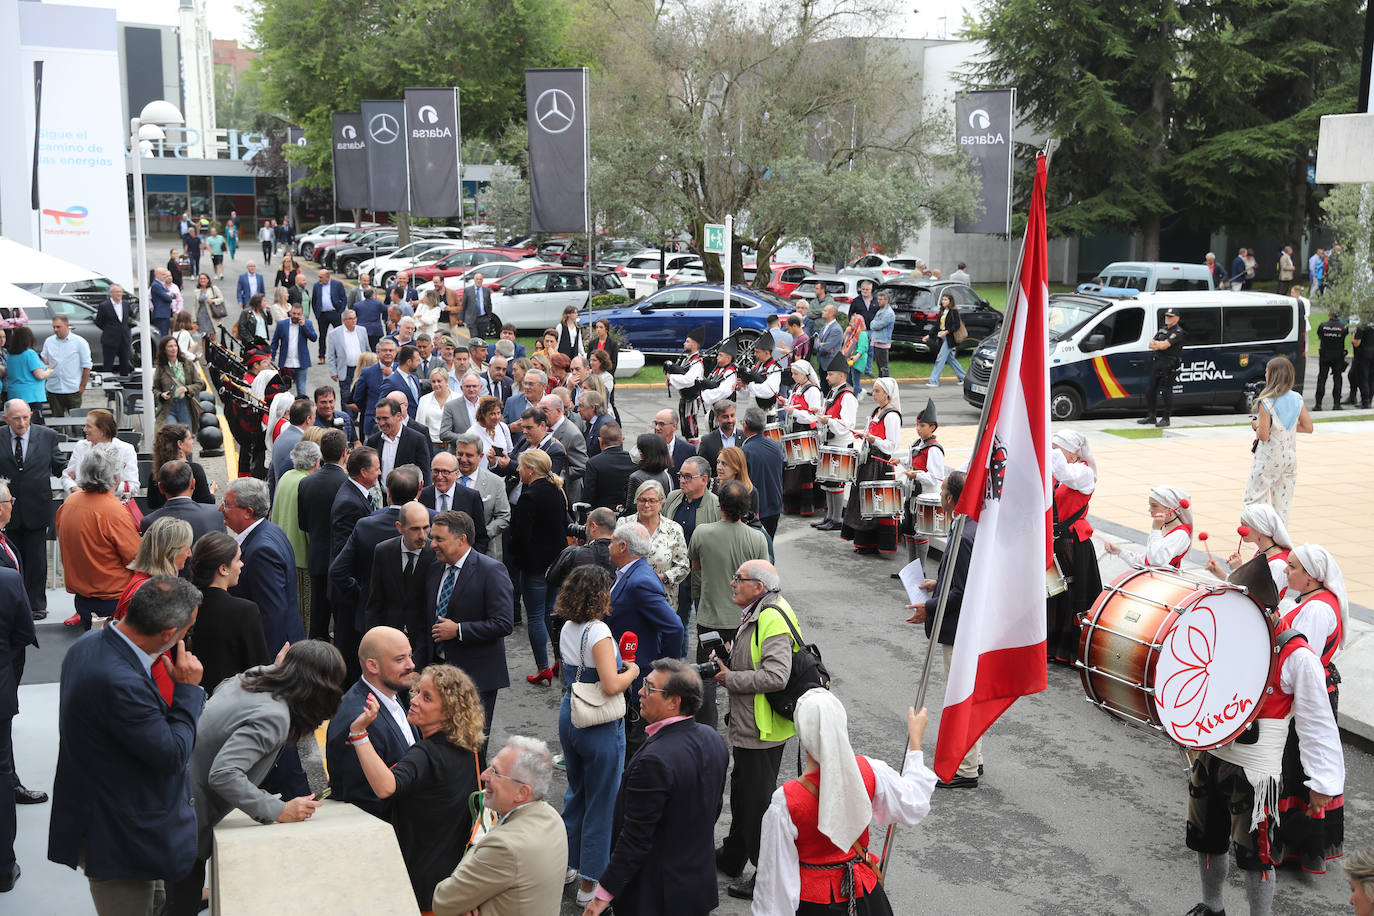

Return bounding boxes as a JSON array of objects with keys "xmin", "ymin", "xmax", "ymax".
[{"xmin": 619, "ymin": 631, "xmax": 638, "ymax": 664}]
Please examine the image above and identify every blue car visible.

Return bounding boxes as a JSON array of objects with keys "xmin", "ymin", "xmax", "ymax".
[{"xmin": 582, "ymin": 283, "xmax": 794, "ymax": 355}]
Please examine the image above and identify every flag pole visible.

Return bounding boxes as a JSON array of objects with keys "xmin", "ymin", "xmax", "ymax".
[{"xmin": 878, "ymin": 137, "xmax": 1058, "ymax": 875}]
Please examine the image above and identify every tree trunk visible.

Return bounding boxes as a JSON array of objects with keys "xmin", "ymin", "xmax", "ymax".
[{"xmin": 396, "ymin": 211, "xmax": 411, "ymax": 246}]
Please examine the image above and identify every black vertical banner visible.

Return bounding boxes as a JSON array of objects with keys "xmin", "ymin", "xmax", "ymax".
[
  {"xmin": 361, "ymin": 100, "xmax": 408, "ymax": 212},
  {"xmin": 954, "ymin": 89, "xmax": 1015, "ymax": 235},
  {"xmin": 287, "ymin": 127, "xmax": 307, "ymax": 199},
  {"xmin": 525, "ymin": 68, "xmax": 588, "ymax": 233},
  {"xmin": 404, "ymin": 87, "xmax": 462, "ymax": 217},
  {"xmin": 332, "ymin": 113, "xmax": 369, "ymax": 211}
]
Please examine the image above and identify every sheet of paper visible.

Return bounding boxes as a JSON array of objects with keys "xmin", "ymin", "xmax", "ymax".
[{"xmin": 899, "ymin": 559, "xmax": 930, "ymax": 606}]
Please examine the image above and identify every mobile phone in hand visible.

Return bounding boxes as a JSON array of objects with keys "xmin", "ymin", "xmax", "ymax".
[{"xmin": 313, "ymin": 787, "xmax": 332, "ymax": 802}]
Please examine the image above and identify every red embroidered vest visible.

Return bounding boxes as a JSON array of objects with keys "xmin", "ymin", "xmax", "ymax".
[
  {"xmin": 783, "ymin": 756, "xmax": 879, "ymax": 903},
  {"xmin": 1279, "ymin": 589, "xmax": 1342, "ymax": 673}
]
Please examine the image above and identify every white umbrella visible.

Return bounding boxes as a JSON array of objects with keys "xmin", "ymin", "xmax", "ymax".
[{"xmin": 0, "ymin": 237, "xmax": 104, "ymax": 285}]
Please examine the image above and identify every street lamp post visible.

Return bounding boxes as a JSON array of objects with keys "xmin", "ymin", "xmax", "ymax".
[{"xmin": 127, "ymin": 100, "xmax": 184, "ymax": 452}]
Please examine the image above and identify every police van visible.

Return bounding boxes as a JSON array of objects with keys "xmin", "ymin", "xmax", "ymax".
[{"xmin": 963, "ymin": 290, "xmax": 1308, "ymax": 421}]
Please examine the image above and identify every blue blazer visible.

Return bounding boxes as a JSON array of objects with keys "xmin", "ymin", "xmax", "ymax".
[
  {"xmin": 148, "ymin": 281, "xmax": 175, "ymax": 320},
  {"xmin": 608, "ymin": 557, "xmax": 684, "ymax": 687},
  {"xmin": 48, "ymin": 626, "xmax": 206, "ymax": 880},
  {"xmin": 353, "ymin": 296, "xmax": 386, "ymax": 338},
  {"xmin": 324, "ymin": 679, "xmax": 419, "ymax": 818},
  {"xmin": 311, "ymin": 278, "xmax": 347, "ymax": 319},
  {"xmin": 236, "ymin": 271, "xmax": 266, "ymax": 307},
  {"xmin": 271, "ymin": 317, "xmax": 318, "ymax": 370},
  {"xmin": 599, "ymin": 718, "xmax": 729, "ymax": 916},
  {"xmin": 741, "ymin": 433, "xmax": 785, "ymax": 518},
  {"xmin": 351, "ymin": 363, "xmax": 390, "ymax": 438},
  {"xmin": 502, "ymin": 392, "xmax": 530, "ymax": 427},
  {"xmin": 329, "ymin": 479, "xmax": 373, "ymax": 557},
  {"xmin": 487, "ymin": 342, "xmax": 527, "ymax": 362},
  {"xmin": 379, "ymin": 369, "xmax": 422, "ymax": 417},
  {"xmin": 420, "ymin": 550, "xmax": 513, "ymax": 691},
  {"xmin": 229, "ymin": 520, "xmax": 305, "ymax": 655},
  {"xmin": 0, "ymin": 566, "xmax": 36, "ymax": 718},
  {"xmin": 584, "ymin": 412, "xmax": 609, "ymax": 457}
]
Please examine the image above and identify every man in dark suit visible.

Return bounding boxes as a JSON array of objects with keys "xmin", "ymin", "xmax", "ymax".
[
  {"xmin": 312, "ymin": 386, "xmax": 357, "ymax": 446},
  {"xmin": 310, "ymin": 268, "xmax": 347, "ymax": 362},
  {"xmin": 298, "ymin": 430, "xmax": 349, "ymax": 643},
  {"xmin": 481, "ymin": 356, "xmax": 514, "ymax": 406},
  {"xmin": 325, "ymin": 626, "xmax": 420, "ymax": 820},
  {"xmin": 326, "ymin": 446, "xmax": 380, "ymax": 682},
  {"xmin": 654, "ymin": 409, "xmax": 697, "ymax": 488},
  {"xmin": 739, "ymin": 407, "xmax": 785, "ymax": 540},
  {"xmin": 694, "ymin": 402, "xmax": 739, "ymax": 475},
  {"xmin": 235, "ymin": 260, "xmax": 266, "ymax": 308},
  {"xmin": 422, "ymin": 510, "xmax": 513, "ymax": 734},
  {"xmin": 578, "ymin": 393, "xmax": 610, "ymax": 457},
  {"xmin": 353, "ymin": 292, "xmax": 387, "ymax": 349},
  {"xmin": 459, "ymin": 275, "xmax": 491, "ymax": 329},
  {"xmin": 502, "ymin": 368, "xmax": 546, "ymax": 429},
  {"xmin": 148, "ymin": 268, "xmax": 175, "ymax": 338},
  {"xmin": 591, "ymin": 660, "xmax": 728, "ymax": 916},
  {"xmin": 0, "ymin": 401, "xmax": 65, "ymax": 615},
  {"xmin": 378, "ymin": 345, "xmax": 424, "ymax": 418},
  {"xmin": 418, "ymin": 451, "xmax": 487, "ymax": 554},
  {"xmin": 269, "ymin": 398, "xmax": 314, "ymax": 488},
  {"xmin": 365, "ymin": 398, "xmax": 432, "ymax": 486},
  {"xmin": 350, "ymin": 339, "xmax": 396, "ymax": 438},
  {"xmin": 140, "ymin": 460, "xmax": 224, "ymax": 544},
  {"xmin": 365, "ymin": 504, "xmax": 436, "ymax": 648},
  {"xmin": 583, "ymin": 422, "xmax": 636, "ymax": 511},
  {"xmin": 1, "ymin": 566, "xmax": 39, "ymax": 890},
  {"xmin": 221, "ymin": 478, "xmax": 304, "ymax": 655},
  {"xmin": 91, "ymin": 283, "xmax": 135, "ymax": 376},
  {"xmin": 608, "ymin": 522, "xmax": 685, "ymax": 689},
  {"xmin": 269, "ymin": 304, "xmax": 318, "ymax": 397},
  {"xmin": 48, "ymin": 577, "xmax": 206, "ymax": 908}
]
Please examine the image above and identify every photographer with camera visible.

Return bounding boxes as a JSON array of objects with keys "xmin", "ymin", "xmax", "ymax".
[
  {"xmin": 708, "ymin": 558, "xmax": 800, "ymax": 902},
  {"xmin": 546, "ymin": 506, "xmax": 618, "ymax": 659}
]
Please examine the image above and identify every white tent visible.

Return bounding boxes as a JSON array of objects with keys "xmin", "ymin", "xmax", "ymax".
[
  {"xmin": 0, "ymin": 281, "xmax": 49, "ymax": 310},
  {"xmin": 0, "ymin": 236, "xmax": 106, "ymax": 285}
]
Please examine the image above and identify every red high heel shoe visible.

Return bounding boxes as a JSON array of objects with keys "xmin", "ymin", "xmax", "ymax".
[
  {"xmin": 526, "ymin": 668, "xmax": 554, "ymax": 686},
  {"xmin": 551, "ymin": 660, "xmax": 561, "ymax": 677}
]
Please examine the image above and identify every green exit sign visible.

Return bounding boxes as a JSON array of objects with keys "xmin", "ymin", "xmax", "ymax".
[{"xmin": 703, "ymin": 223, "xmax": 726, "ymax": 254}]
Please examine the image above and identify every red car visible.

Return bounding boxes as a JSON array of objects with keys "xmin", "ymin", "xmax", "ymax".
[
  {"xmin": 763, "ymin": 264, "xmax": 816, "ymax": 298},
  {"xmin": 408, "ymin": 247, "xmax": 533, "ymax": 284}
]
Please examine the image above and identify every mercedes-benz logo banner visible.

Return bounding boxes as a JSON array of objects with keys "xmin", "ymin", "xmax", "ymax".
[
  {"xmin": 954, "ymin": 89, "xmax": 1015, "ymax": 235},
  {"xmin": 525, "ymin": 68, "xmax": 589, "ymax": 233},
  {"xmin": 361, "ymin": 99, "xmax": 409, "ymax": 212},
  {"xmin": 404, "ymin": 87, "xmax": 463, "ymax": 218},
  {"xmin": 332, "ymin": 112, "xmax": 370, "ymax": 211}
]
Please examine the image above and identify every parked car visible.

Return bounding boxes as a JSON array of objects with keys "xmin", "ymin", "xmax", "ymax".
[
  {"xmin": 326, "ymin": 229, "xmax": 462, "ymax": 276},
  {"xmin": 788, "ymin": 274, "xmax": 863, "ymax": 313},
  {"xmin": 18, "ymin": 295, "xmax": 145, "ymax": 370},
  {"xmin": 1079, "ymin": 261, "xmax": 1214, "ymax": 294},
  {"xmin": 295, "ymin": 221, "xmax": 380, "ymax": 259},
  {"xmin": 620, "ymin": 251, "xmax": 703, "ymax": 298},
  {"xmin": 486, "ymin": 267, "xmax": 628, "ymax": 331},
  {"xmin": 877, "ymin": 279, "xmax": 1002, "ymax": 354},
  {"xmin": 310, "ymin": 227, "xmax": 391, "ymax": 264},
  {"xmin": 841, "ymin": 252, "xmax": 927, "ymax": 281},
  {"xmin": 582, "ymin": 283, "xmax": 793, "ymax": 355},
  {"xmin": 17, "ymin": 275, "xmax": 139, "ymax": 312},
  {"xmin": 408, "ymin": 247, "xmax": 532, "ymax": 285},
  {"xmin": 665, "ymin": 265, "xmax": 708, "ymax": 285},
  {"xmin": 413, "ymin": 260, "xmax": 543, "ymax": 300},
  {"xmin": 359, "ymin": 240, "xmax": 469, "ymax": 286},
  {"xmin": 763, "ymin": 264, "xmax": 817, "ymax": 298}
]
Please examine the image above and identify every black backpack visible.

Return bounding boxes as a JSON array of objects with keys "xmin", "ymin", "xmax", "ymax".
[{"xmin": 754, "ymin": 602, "xmax": 830, "ymax": 720}]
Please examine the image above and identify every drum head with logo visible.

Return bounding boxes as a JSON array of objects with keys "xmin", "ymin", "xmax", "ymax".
[{"xmin": 1151, "ymin": 588, "xmax": 1274, "ymax": 750}]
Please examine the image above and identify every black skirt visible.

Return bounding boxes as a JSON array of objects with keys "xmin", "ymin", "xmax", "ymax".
[
  {"xmin": 841, "ymin": 453, "xmax": 898, "ymax": 553},
  {"xmin": 1047, "ymin": 531, "xmax": 1101, "ymax": 663}
]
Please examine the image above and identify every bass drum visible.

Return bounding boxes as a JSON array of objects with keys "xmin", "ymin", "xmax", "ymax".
[{"xmin": 1078, "ymin": 567, "xmax": 1275, "ymax": 751}]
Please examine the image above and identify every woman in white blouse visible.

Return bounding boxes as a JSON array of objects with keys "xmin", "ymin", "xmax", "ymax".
[
  {"xmin": 61, "ymin": 409, "xmax": 139, "ymax": 501},
  {"xmin": 841, "ymin": 377, "xmax": 903, "ymax": 555},
  {"xmin": 630, "ymin": 480, "xmax": 689, "ymax": 594},
  {"xmin": 412, "ymin": 289, "xmax": 443, "ymax": 338},
  {"xmin": 1103, "ymin": 484, "xmax": 1194, "ymax": 568},
  {"xmin": 415, "ymin": 367, "xmax": 451, "ymax": 448},
  {"xmin": 473, "ymin": 395, "xmax": 513, "ymax": 467}
]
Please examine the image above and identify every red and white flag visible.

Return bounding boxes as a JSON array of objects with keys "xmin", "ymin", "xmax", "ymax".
[{"xmin": 933, "ymin": 153, "xmax": 1052, "ymax": 781}]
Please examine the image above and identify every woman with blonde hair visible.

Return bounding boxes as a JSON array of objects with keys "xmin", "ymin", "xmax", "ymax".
[
  {"xmin": 348, "ymin": 663, "xmax": 485, "ymax": 911},
  {"xmin": 114, "ymin": 516, "xmax": 195, "ymax": 704},
  {"xmin": 1244, "ymin": 355, "xmax": 1313, "ymax": 521},
  {"xmin": 1345, "ymin": 847, "xmax": 1374, "ymax": 914},
  {"xmin": 511, "ymin": 449, "xmax": 570, "ymax": 684},
  {"xmin": 716, "ymin": 445, "xmax": 760, "ymax": 518},
  {"xmin": 413, "ymin": 288, "xmax": 443, "ymax": 337},
  {"xmin": 416, "ymin": 367, "xmax": 453, "ymax": 448}
]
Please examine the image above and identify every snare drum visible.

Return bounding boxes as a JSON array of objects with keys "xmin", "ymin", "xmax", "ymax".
[
  {"xmin": 816, "ymin": 447, "xmax": 857, "ymax": 482},
  {"xmin": 1077, "ymin": 567, "xmax": 1275, "ymax": 750},
  {"xmin": 762, "ymin": 423, "xmax": 784, "ymax": 445},
  {"xmin": 914, "ymin": 493, "xmax": 948, "ymax": 538},
  {"xmin": 1046, "ymin": 555, "xmax": 1067, "ymax": 597},
  {"xmin": 782, "ymin": 431, "xmax": 819, "ymax": 467},
  {"xmin": 859, "ymin": 481, "xmax": 902, "ymax": 519}
]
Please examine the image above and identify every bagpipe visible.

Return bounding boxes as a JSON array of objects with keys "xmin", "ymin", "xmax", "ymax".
[
  {"xmin": 205, "ymin": 328, "xmax": 291, "ymax": 439},
  {"xmin": 666, "ymin": 328, "xmax": 771, "ymax": 394}
]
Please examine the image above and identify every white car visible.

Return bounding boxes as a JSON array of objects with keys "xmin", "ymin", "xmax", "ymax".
[
  {"xmin": 295, "ymin": 221, "xmax": 379, "ymax": 259},
  {"xmin": 621, "ymin": 250, "xmax": 702, "ymax": 298},
  {"xmin": 665, "ymin": 265, "xmax": 708, "ymax": 285},
  {"xmin": 413, "ymin": 260, "xmax": 544, "ymax": 300},
  {"xmin": 488, "ymin": 267, "xmax": 629, "ymax": 331},
  {"xmin": 359, "ymin": 240, "xmax": 471, "ymax": 286},
  {"xmin": 840, "ymin": 252, "xmax": 927, "ymax": 281}
]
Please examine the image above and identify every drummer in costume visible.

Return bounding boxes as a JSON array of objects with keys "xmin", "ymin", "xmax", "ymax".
[
  {"xmin": 753, "ymin": 689, "xmax": 936, "ymax": 916},
  {"xmin": 701, "ymin": 338, "xmax": 739, "ymax": 428},
  {"xmin": 740, "ymin": 338, "xmax": 783, "ymax": 421},
  {"xmin": 667, "ymin": 326, "xmax": 707, "ymax": 439},
  {"xmin": 1183, "ymin": 593, "xmax": 1343, "ymax": 916},
  {"xmin": 841, "ymin": 377, "xmax": 901, "ymax": 556},
  {"xmin": 1103, "ymin": 484, "xmax": 1193, "ymax": 568},
  {"xmin": 812, "ymin": 353, "xmax": 857, "ymax": 532},
  {"xmin": 232, "ymin": 346, "xmax": 277, "ymax": 479},
  {"xmin": 1204, "ymin": 503, "xmax": 1293, "ymax": 605},
  {"xmin": 1046, "ymin": 431, "xmax": 1102, "ymax": 664},
  {"xmin": 1268, "ymin": 544, "xmax": 1348, "ymax": 874},
  {"xmin": 895, "ymin": 399, "xmax": 944, "ymax": 575},
  {"xmin": 782, "ymin": 361, "xmax": 824, "ymax": 517}
]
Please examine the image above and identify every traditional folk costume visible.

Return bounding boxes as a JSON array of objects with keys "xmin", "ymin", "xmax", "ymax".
[
  {"xmin": 1118, "ymin": 485, "xmax": 1192, "ymax": 569},
  {"xmin": 898, "ymin": 399, "xmax": 945, "ymax": 568},
  {"xmin": 783, "ymin": 361, "xmax": 824, "ymax": 517},
  {"xmin": 1270, "ymin": 544, "xmax": 1348, "ymax": 874},
  {"xmin": 754, "ymin": 690, "xmax": 935, "ymax": 916},
  {"xmin": 841, "ymin": 378, "xmax": 901, "ymax": 555},
  {"xmin": 1046, "ymin": 431, "xmax": 1103, "ymax": 664},
  {"xmin": 1241, "ymin": 504, "xmax": 1294, "ymax": 607},
  {"xmin": 666, "ymin": 326, "xmax": 707, "ymax": 439},
  {"xmin": 815, "ymin": 353, "xmax": 857, "ymax": 530},
  {"xmin": 744, "ymin": 346, "xmax": 784, "ymax": 421},
  {"xmin": 701, "ymin": 339, "xmax": 739, "ymax": 431}
]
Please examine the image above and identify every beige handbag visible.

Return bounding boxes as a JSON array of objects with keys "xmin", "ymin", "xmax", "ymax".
[{"xmin": 570, "ymin": 626, "xmax": 626, "ymax": 728}]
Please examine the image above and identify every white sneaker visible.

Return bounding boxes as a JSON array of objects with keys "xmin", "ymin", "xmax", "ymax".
[
  {"xmin": 566, "ymin": 867, "xmax": 578, "ymax": 885},
  {"xmin": 576, "ymin": 887, "xmax": 596, "ymax": 906}
]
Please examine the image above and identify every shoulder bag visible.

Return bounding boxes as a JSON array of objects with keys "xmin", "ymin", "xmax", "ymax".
[
  {"xmin": 465, "ymin": 749, "xmax": 498, "ymax": 849},
  {"xmin": 570, "ymin": 625, "xmax": 626, "ymax": 728},
  {"xmin": 951, "ymin": 309, "xmax": 968, "ymax": 344},
  {"xmin": 756, "ymin": 602, "xmax": 831, "ymax": 720}
]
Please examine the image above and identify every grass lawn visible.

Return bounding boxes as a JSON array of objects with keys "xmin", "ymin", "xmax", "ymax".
[{"xmin": 1104, "ymin": 427, "xmax": 1165, "ymax": 439}]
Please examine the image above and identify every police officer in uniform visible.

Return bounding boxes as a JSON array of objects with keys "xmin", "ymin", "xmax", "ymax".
[
  {"xmin": 1314, "ymin": 310, "xmax": 1348, "ymax": 410},
  {"xmin": 1347, "ymin": 320, "xmax": 1373, "ymax": 409},
  {"xmin": 1140, "ymin": 308, "xmax": 1185, "ymax": 427}
]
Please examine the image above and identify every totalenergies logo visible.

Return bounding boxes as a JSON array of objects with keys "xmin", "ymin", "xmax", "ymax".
[{"xmin": 42, "ymin": 205, "xmax": 88, "ymax": 226}]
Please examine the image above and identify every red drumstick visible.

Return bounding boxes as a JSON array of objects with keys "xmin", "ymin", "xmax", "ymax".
[
  {"xmin": 1236, "ymin": 524, "xmax": 1250, "ymax": 557},
  {"xmin": 1198, "ymin": 531, "xmax": 1212, "ymax": 560}
]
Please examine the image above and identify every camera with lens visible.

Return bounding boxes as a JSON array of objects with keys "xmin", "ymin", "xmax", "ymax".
[
  {"xmin": 566, "ymin": 501, "xmax": 593, "ymax": 542},
  {"xmin": 690, "ymin": 630, "xmax": 726, "ymax": 677}
]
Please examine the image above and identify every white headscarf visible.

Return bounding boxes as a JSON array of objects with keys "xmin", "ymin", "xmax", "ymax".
[
  {"xmin": 873, "ymin": 377, "xmax": 901, "ymax": 415},
  {"xmin": 792, "ymin": 359, "xmax": 819, "ymax": 387},
  {"xmin": 1052, "ymin": 430, "xmax": 1097, "ymax": 474},
  {"xmin": 1291, "ymin": 544, "xmax": 1350, "ymax": 648},
  {"xmin": 1238, "ymin": 503, "xmax": 1292, "ymax": 550},
  {"xmin": 1149, "ymin": 485, "xmax": 1192, "ymax": 527},
  {"xmin": 793, "ymin": 688, "xmax": 870, "ymax": 851}
]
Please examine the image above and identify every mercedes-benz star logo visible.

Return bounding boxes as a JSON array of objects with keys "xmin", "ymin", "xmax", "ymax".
[
  {"xmin": 341, "ymin": 125, "xmax": 357, "ymax": 140},
  {"xmin": 369, "ymin": 113, "xmax": 400, "ymax": 144},
  {"xmin": 295, "ymin": 136, "xmax": 307, "ymax": 147},
  {"xmin": 969, "ymin": 108, "xmax": 991, "ymax": 130},
  {"xmin": 534, "ymin": 88, "xmax": 576, "ymax": 135},
  {"xmin": 418, "ymin": 105, "xmax": 439, "ymax": 124}
]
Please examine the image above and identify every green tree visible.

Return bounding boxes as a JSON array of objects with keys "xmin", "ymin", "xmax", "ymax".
[
  {"xmin": 1319, "ymin": 184, "xmax": 1374, "ymax": 322},
  {"xmin": 476, "ymin": 167, "xmax": 532, "ymax": 242}
]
